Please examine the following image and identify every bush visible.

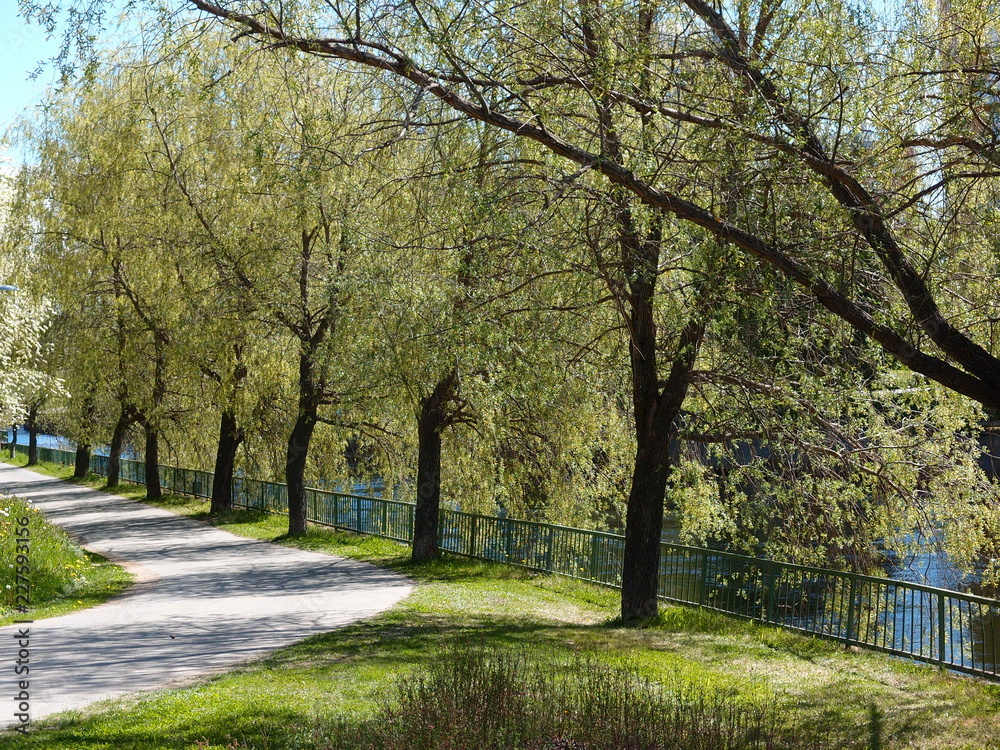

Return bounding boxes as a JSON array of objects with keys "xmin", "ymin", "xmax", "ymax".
[
  {"xmin": 1, "ymin": 494, "xmax": 88, "ymax": 614},
  {"xmin": 321, "ymin": 646, "xmax": 784, "ymax": 750}
]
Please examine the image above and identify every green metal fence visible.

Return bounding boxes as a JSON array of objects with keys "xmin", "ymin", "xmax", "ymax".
[{"xmin": 11, "ymin": 443, "xmax": 1000, "ymax": 679}]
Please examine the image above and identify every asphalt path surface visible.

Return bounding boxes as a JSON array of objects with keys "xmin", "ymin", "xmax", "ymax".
[{"xmin": 0, "ymin": 463, "xmax": 413, "ymax": 724}]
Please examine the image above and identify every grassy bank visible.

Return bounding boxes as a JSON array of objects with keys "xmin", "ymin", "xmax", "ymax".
[
  {"xmin": 1, "ymin": 458, "xmax": 999, "ymax": 748},
  {"xmin": 0, "ymin": 475, "xmax": 132, "ymax": 626}
]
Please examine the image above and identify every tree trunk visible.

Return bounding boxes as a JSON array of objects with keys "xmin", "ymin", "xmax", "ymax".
[
  {"xmin": 620, "ymin": 433, "xmax": 674, "ymax": 618},
  {"xmin": 411, "ymin": 371, "xmax": 461, "ymax": 562},
  {"xmin": 26, "ymin": 406, "xmax": 38, "ymax": 466},
  {"xmin": 619, "ymin": 283, "xmax": 669, "ymax": 620},
  {"xmin": 74, "ymin": 444, "xmax": 91, "ymax": 478},
  {"xmin": 618, "ymin": 314, "xmax": 704, "ymax": 620},
  {"xmin": 610, "ymin": 193, "xmax": 706, "ymax": 620},
  {"xmin": 107, "ymin": 409, "xmax": 130, "ymax": 487},
  {"xmin": 145, "ymin": 339, "xmax": 167, "ymax": 502},
  {"xmin": 144, "ymin": 425, "xmax": 161, "ymax": 500},
  {"xmin": 285, "ymin": 350, "xmax": 320, "ymax": 537},
  {"xmin": 285, "ymin": 413, "xmax": 316, "ymax": 536},
  {"xmin": 9, "ymin": 425, "xmax": 16, "ymax": 458},
  {"xmin": 211, "ymin": 408, "xmax": 243, "ymax": 513},
  {"xmin": 412, "ymin": 399, "xmax": 444, "ymax": 561}
]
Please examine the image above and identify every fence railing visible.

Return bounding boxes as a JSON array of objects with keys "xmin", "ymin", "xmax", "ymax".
[{"xmin": 10, "ymin": 443, "xmax": 1000, "ymax": 680}]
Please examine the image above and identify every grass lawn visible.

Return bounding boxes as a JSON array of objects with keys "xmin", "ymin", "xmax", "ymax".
[{"xmin": 2, "ymin": 456, "xmax": 999, "ymax": 748}]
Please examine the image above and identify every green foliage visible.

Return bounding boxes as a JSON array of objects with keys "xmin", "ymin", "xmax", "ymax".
[
  {"xmin": 11, "ymin": 0, "xmax": 1000, "ymax": 584},
  {"xmin": 670, "ymin": 459, "xmax": 736, "ymax": 546},
  {"xmin": 678, "ymin": 353, "xmax": 1000, "ymax": 575}
]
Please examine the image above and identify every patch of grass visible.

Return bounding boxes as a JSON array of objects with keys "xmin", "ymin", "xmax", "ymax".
[
  {"xmin": 3, "ymin": 452, "xmax": 78, "ymax": 479},
  {"xmin": 0, "ymin": 549, "xmax": 134, "ymax": 627},
  {"xmin": 0, "ymin": 492, "xmax": 132, "ymax": 625},
  {"xmin": 325, "ymin": 645, "xmax": 786, "ymax": 750},
  {"xmin": 3, "ymin": 465, "xmax": 1000, "ymax": 749}
]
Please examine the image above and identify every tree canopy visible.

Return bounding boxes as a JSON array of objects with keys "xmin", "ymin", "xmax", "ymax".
[{"xmin": 9, "ymin": 0, "xmax": 1000, "ymax": 618}]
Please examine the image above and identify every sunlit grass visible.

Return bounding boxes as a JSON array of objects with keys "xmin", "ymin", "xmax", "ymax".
[{"xmin": 0, "ymin": 490, "xmax": 132, "ymax": 626}]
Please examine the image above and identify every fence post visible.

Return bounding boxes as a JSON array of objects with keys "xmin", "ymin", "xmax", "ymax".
[
  {"xmin": 938, "ymin": 592, "xmax": 947, "ymax": 664},
  {"xmin": 588, "ymin": 533, "xmax": 600, "ymax": 582},
  {"xmin": 845, "ymin": 575, "xmax": 858, "ymax": 645},
  {"xmin": 700, "ymin": 551, "xmax": 711, "ymax": 605},
  {"xmin": 544, "ymin": 525, "xmax": 554, "ymax": 573},
  {"xmin": 470, "ymin": 514, "xmax": 478, "ymax": 558},
  {"xmin": 764, "ymin": 561, "xmax": 777, "ymax": 624},
  {"xmin": 437, "ymin": 511, "xmax": 447, "ymax": 554}
]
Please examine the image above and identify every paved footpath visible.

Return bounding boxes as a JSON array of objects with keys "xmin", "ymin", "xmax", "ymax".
[{"xmin": 0, "ymin": 463, "xmax": 413, "ymax": 724}]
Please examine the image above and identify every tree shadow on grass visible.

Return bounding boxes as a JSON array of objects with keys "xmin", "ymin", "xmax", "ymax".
[
  {"xmin": 392, "ymin": 556, "xmax": 538, "ymax": 583},
  {"xmin": 761, "ymin": 653, "xmax": 1000, "ymax": 750},
  {"xmin": 769, "ymin": 678, "xmax": 906, "ymax": 750},
  {"xmin": 208, "ymin": 509, "xmax": 274, "ymax": 525},
  {"xmin": 0, "ymin": 705, "xmax": 311, "ymax": 750},
  {"xmin": 142, "ymin": 493, "xmax": 206, "ymax": 510},
  {"xmin": 254, "ymin": 610, "xmax": 615, "ymax": 674}
]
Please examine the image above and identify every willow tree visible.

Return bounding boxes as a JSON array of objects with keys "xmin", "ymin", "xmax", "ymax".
[
  {"xmin": 126, "ymin": 38, "xmax": 407, "ymax": 535},
  {"xmin": 124, "ymin": 43, "xmax": 292, "ymax": 513},
  {"xmin": 18, "ymin": 67, "xmax": 197, "ymax": 497},
  {"xmin": 27, "ymin": 286, "xmax": 113, "ymax": 478},
  {"xmin": 365, "ymin": 120, "xmax": 554, "ymax": 560}
]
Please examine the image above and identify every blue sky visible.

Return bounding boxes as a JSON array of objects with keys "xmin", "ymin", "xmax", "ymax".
[{"xmin": 0, "ymin": 5, "xmax": 60, "ymax": 168}]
